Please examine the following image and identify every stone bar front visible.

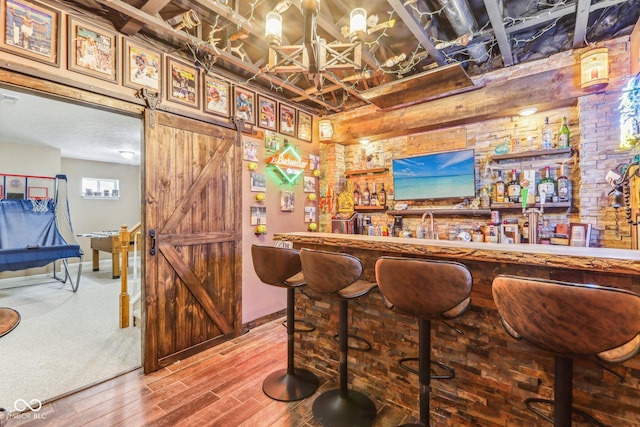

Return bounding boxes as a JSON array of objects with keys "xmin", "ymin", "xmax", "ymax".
[{"xmin": 274, "ymin": 232, "xmax": 640, "ymax": 426}]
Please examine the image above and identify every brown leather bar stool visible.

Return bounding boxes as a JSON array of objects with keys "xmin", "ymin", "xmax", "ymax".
[
  {"xmin": 300, "ymin": 248, "xmax": 379, "ymax": 427},
  {"xmin": 251, "ymin": 245, "xmax": 319, "ymax": 401},
  {"xmin": 492, "ymin": 275, "xmax": 640, "ymax": 427},
  {"xmin": 375, "ymin": 257, "xmax": 472, "ymax": 427}
]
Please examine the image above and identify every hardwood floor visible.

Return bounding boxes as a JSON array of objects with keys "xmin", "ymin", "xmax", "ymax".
[{"xmin": 8, "ymin": 318, "xmax": 413, "ymax": 426}]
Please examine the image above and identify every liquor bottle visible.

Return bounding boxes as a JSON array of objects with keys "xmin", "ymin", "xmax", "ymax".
[
  {"xmin": 522, "ymin": 221, "xmax": 529, "ymax": 244},
  {"xmin": 363, "ymin": 182, "xmax": 371, "ymax": 206},
  {"xmin": 495, "ymin": 171, "xmax": 506, "ymax": 203},
  {"xmin": 371, "ymin": 182, "xmax": 378, "ymax": 206},
  {"xmin": 510, "ymin": 123, "xmax": 520, "ymax": 153},
  {"xmin": 537, "ymin": 166, "xmax": 556, "ymax": 203},
  {"xmin": 353, "ymin": 183, "xmax": 361, "ymax": 206},
  {"xmin": 557, "ymin": 164, "xmax": 570, "ymax": 202},
  {"xmin": 541, "ymin": 117, "xmax": 553, "ymax": 149},
  {"xmin": 507, "ymin": 169, "xmax": 521, "ymax": 203},
  {"xmin": 558, "ymin": 117, "xmax": 570, "ymax": 148},
  {"xmin": 379, "ymin": 183, "xmax": 387, "ymax": 208},
  {"xmin": 386, "ymin": 186, "xmax": 394, "ymax": 209}
]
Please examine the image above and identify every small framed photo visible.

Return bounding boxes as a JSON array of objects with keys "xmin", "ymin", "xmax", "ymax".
[
  {"xmin": 297, "ymin": 110, "xmax": 312, "ymax": 142},
  {"xmin": 257, "ymin": 94, "xmax": 277, "ymax": 131},
  {"xmin": 309, "ymin": 154, "xmax": 320, "ymax": 171},
  {"xmin": 569, "ymin": 223, "xmax": 592, "ymax": 247},
  {"xmin": 279, "ymin": 104, "xmax": 296, "ymax": 137},
  {"xmin": 304, "ymin": 206, "xmax": 316, "ymax": 223},
  {"xmin": 250, "ymin": 172, "xmax": 266, "ymax": 192},
  {"xmin": 303, "ymin": 176, "xmax": 316, "ymax": 193},
  {"xmin": 68, "ymin": 16, "xmax": 118, "ymax": 82},
  {"xmin": 123, "ymin": 39, "xmax": 162, "ymax": 93},
  {"xmin": 203, "ymin": 74, "xmax": 230, "ymax": 117},
  {"xmin": 1, "ymin": 0, "xmax": 61, "ymax": 66},
  {"xmin": 234, "ymin": 86, "xmax": 255, "ymax": 125},
  {"xmin": 167, "ymin": 56, "xmax": 200, "ymax": 109},
  {"xmin": 242, "ymin": 140, "xmax": 259, "ymax": 162},
  {"xmin": 250, "ymin": 206, "xmax": 266, "ymax": 226},
  {"xmin": 265, "ymin": 131, "xmax": 281, "ymax": 151},
  {"xmin": 281, "ymin": 190, "xmax": 295, "ymax": 212}
]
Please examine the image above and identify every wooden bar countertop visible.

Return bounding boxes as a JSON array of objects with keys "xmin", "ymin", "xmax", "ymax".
[{"xmin": 274, "ymin": 232, "xmax": 640, "ymax": 276}]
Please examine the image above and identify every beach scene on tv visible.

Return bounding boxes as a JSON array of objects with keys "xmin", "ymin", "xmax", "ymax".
[{"xmin": 392, "ymin": 149, "xmax": 476, "ymax": 201}]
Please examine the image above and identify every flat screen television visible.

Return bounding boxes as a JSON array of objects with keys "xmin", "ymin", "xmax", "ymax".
[{"xmin": 392, "ymin": 149, "xmax": 476, "ymax": 201}]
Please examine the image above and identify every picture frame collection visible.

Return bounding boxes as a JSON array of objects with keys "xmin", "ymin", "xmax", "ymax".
[{"xmin": 0, "ymin": 0, "xmax": 313, "ymax": 141}]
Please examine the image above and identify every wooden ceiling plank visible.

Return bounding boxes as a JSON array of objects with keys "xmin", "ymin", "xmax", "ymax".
[
  {"xmin": 482, "ymin": 0, "xmax": 514, "ymax": 66},
  {"xmin": 573, "ymin": 0, "xmax": 592, "ymax": 48},
  {"xmin": 118, "ymin": 0, "xmax": 172, "ymax": 35},
  {"xmin": 386, "ymin": 0, "xmax": 447, "ymax": 66},
  {"xmin": 93, "ymin": 0, "xmax": 340, "ymax": 111}
]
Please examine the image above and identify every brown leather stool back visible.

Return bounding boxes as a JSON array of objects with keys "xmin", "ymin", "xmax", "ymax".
[
  {"xmin": 300, "ymin": 248, "xmax": 364, "ymax": 295},
  {"xmin": 492, "ymin": 275, "xmax": 640, "ymax": 360},
  {"xmin": 251, "ymin": 245, "xmax": 302, "ymax": 288},
  {"xmin": 375, "ymin": 257, "xmax": 472, "ymax": 319}
]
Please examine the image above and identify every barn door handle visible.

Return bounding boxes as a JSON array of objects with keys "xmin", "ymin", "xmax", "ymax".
[{"xmin": 149, "ymin": 229, "xmax": 156, "ymax": 256}]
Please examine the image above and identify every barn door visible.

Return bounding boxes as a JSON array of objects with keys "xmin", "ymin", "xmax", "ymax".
[{"xmin": 143, "ymin": 110, "xmax": 242, "ymax": 373}]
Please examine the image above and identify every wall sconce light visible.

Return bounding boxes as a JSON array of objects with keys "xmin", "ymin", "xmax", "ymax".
[
  {"xmin": 318, "ymin": 118, "xmax": 334, "ymax": 142},
  {"xmin": 119, "ymin": 151, "xmax": 135, "ymax": 159},
  {"xmin": 167, "ymin": 10, "xmax": 200, "ymax": 31},
  {"xmin": 580, "ymin": 47, "xmax": 609, "ymax": 91}
]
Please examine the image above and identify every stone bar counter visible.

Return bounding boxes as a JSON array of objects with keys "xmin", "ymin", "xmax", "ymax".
[{"xmin": 274, "ymin": 232, "xmax": 640, "ymax": 426}]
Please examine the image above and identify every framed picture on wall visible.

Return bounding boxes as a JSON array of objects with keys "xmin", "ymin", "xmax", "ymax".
[
  {"xmin": 203, "ymin": 74, "xmax": 230, "ymax": 118},
  {"xmin": 250, "ymin": 206, "xmax": 266, "ymax": 226},
  {"xmin": 279, "ymin": 104, "xmax": 296, "ymax": 137},
  {"xmin": 242, "ymin": 140, "xmax": 258, "ymax": 162},
  {"xmin": 0, "ymin": 0, "xmax": 60, "ymax": 66},
  {"xmin": 281, "ymin": 190, "xmax": 295, "ymax": 212},
  {"xmin": 233, "ymin": 86, "xmax": 255, "ymax": 125},
  {"xmin": 167, "ymin": 56, "xmax": 200, "ymax": 108},
  {"xmin": 297, "ymin": 110, "xmax": 312, "ymax": 142},
  {"xmin": 303, "ymin": 176, "xmax": 316, "ymax": 193},
  {"xmin": 257, "ymin": 94, "xmax": 277, "ymax": 131},
  {"xmin": 123, "ymin": 39, "xmax": 162, "ymax": 93},
  {"xmin": 68, "ymin": 16, "xmax": 118, "ymax": 82},
  {"xmin": 250, "ymin": 172, "xmax": 266, "ymax": 192}
]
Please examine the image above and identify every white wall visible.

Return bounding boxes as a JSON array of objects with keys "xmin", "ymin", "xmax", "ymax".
[
  {"xmin": 61, "ymin": 158, "xmax": 141, "ymax": 259},
  {"xmin": 0, "ymin": 141, "xmax": 61, "ymax": 175}
]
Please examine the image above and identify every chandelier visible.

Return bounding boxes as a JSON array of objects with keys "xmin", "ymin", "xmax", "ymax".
[{"xmin": 264, "ymin": 0, "xmax": 366, "ymax": 76}]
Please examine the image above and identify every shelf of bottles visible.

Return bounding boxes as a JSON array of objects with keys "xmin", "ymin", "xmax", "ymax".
[
  {"xmin": 490, "ymin": 147, "xmax": 573, "ymax": 162},
  {"xmin": 386, "ymin": 209, "xmax": 491, "ymax": 217},
  {"xmin": 344, "ymin": 167, "xmax": 388, "ymax": 176},
  {"xmin": 489, "ymin": 201, "xmax": 570, "ymax": 210}
]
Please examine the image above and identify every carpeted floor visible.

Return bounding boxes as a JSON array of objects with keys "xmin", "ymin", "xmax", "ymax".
[{"xmin": 0, "ymin": 264, "xmax": 141, "ymax": 412}]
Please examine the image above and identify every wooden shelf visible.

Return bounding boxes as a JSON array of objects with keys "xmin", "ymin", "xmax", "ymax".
[
  {"xmin": 345, "ymin": 167, "xmax": 388, "ymax": 176},
  {"xmin": 386, "ymin": 209, "xmax": 491, "ymax": 217},
  {"xmin": 491, "ymin": 147, "xmax": 573, "ymax": 162},
  {"xmin": 355, "ymin": 205, "xmax": 386, "ymax": 211},
  {"xmin": 490, "ymin": 201, "xmax": 570, "ymax": 210}
]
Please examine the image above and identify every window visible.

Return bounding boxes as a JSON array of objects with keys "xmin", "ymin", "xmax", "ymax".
[{"xmin": 82, "ymin": 177, "xmax": 120, "ymax": 199}]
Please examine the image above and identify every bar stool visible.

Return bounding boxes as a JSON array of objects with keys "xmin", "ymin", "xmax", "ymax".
[
  {"xmin": 492, "ymin": 275, "xmax": 640, "ymax": 427},
  {"xmin": 251, "ymin": 245, "xmax": 319, "ymax": 401},
  {"xmin": 375, "ymin": 257, "xmax": 472, "ymax": 427},
  {"xmin": 300, "ymin": 248, "xmax": 379, "ymax": 427}
]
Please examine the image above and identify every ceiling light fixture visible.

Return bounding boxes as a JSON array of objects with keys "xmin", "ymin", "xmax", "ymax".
[
  {"xmin": 518, "ymin": 107, "xmax": 537, "ymax": 116},
  {"xmin": 360, "ymin": 138, "xmax": 370, "ymax": 145},
  {"xmin": 264, "ymin": 2, "xmax": 365, "ymax": 83},
  {"xmin": 0, "ymin": 93, "xmax": 19, "ymax": 104},
  {"xmin": 119, "ymin": 151, "xmax": 135, "ymax": 159}
]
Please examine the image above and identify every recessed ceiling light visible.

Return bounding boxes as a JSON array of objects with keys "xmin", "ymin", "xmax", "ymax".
[
  {"xmin": 518, "ymin": 107, "xmax": 537, "ymax": 116},
  {"xmin": 360, "ymin": 138, "xmax": 370, "ymax": 145},
  {"xmin": 0, "ymin": 93, "xmax": 19, "ymax": 104},
  {"xmin": 119, "ymin": 151, "xmax": 135, "ymax": 159}
]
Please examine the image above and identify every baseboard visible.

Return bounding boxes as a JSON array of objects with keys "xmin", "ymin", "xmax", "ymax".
[{"xmin": 242, "ymin": 309, "xmax": 286, "ymax": 331}]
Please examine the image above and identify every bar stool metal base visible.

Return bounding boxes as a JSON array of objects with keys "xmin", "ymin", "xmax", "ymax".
[
  {"xmin": 263, "ymin": 368, "xmax": 319, "ymax": 402},
  {"xmin": 312, "ymin": 389, "xmax": 377, "ymax": 427}
]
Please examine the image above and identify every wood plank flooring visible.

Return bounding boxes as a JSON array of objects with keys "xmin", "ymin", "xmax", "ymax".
[{"xmin": 8, "ymin": 318, "xmax": 413, "ymax": 426}]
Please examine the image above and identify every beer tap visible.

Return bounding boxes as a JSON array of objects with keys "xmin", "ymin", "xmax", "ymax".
[{"xmin": 521, "ymin": 183, "xmax": 543, "ymax": 244}]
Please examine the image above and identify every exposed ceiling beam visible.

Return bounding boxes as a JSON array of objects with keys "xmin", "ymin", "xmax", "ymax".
[
  {"xmin": 315, "ymin": 12, "xmax": 379, "ymax": 70},
  {"xmin": 118, "ymin": 0, "xmax": 172, "ymax": 36},
  {"xmin": 483, "ymin": 0, "xmax": 514, "ymax": 66},
  {"xmin": 387, "ymin": 0, "xmax": 447, "ymax": 66},
  {"xmin": 93, "ymin": 0, "xmax": 340, "ymax": 111},
  {"xmin": 506, "ymin": 0, "xmax": 628, "ymax": 35},
  {"xmin": 573, "ymin": 0, "xmax": 592, "ymax": 48}
]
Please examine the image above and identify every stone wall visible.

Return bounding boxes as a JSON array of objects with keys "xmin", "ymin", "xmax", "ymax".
[
  {"xmin": 291, "ymin": 242, "xmax": 640, "ymax": 426},
  {"xmin": 319, "ymin": 37, "xmax": 638, "ymax": 248}
]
